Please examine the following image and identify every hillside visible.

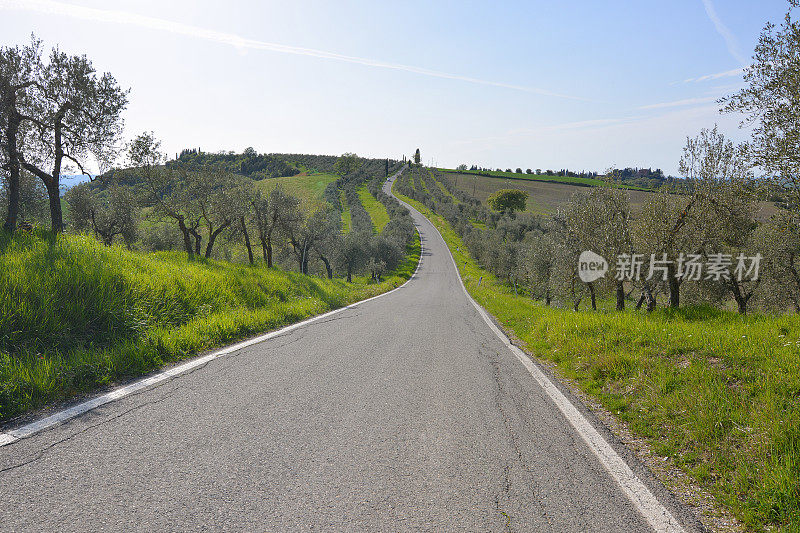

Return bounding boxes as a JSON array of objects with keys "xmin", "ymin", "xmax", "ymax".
[
  {"xmin": 442, "ymin": 170, "xmax": 780, "ymax": 220},
  {"xmin": 258, "ymin": 171, "xmax": 338, "ymax": 211},
  {"xmin": 443, "ymin": 171, "xmax": 655, "ymax": 216}
]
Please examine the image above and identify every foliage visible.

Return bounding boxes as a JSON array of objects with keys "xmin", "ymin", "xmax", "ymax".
[
  {"xmin": 357, "ymin": 184, "xmax": 390, "ymax": 232},
  {"xmin": 0, "ymin": 228, "xmax": 419, "ymax": 421},
  {"xmin": 0, "ymin": 171, "xmax": 48, "ymax": 226},
  {"xmin": 487, "ymin": 188, "xmax": 528, "ymax": 214},
  {"xmin": 174, "ymin": 148, "xmax": 298, "ymax": 180},
  {"xmin": 65, "ymin": 182, "xmax": 137, "ymax": 246},
  {"xmin": 2, "ymin": 35, "xmax": 129, "ymax": 232},
  {"xmin": 394, "ymin": 184, "xmax": 800, "ymax": 532},
  {"xmin": 333, "ymin": 152, "xmax": 362, "ymax": 177}
]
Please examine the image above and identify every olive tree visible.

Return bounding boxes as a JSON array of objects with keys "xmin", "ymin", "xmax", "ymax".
[
  {"xmin": 251, "ymin": 187, "xmax": 301, "ymax": 268},
  {"xmin": 560, "ymin": 189, "xmax": 630, "ymax": 310},
  {"xmin": 0, "ymin": 37, "xmax": 40, "ymax": 232},
  {"xmin": 487, "ymin": 189, "xmax": 528, "ymax": 215},
  {"xmin": 333, "ymin": 152, "xmax": 361, "ymax": 177},
  {"xmin": 127, "ymin": 133, "xmax": 201, "ymax": 256},
  {"xmin": 680, "ymin": 126, "xmax": 756, "ymax": 312},
  {"xmin": 1, "ymin": 170, "xmax": 48, "ymax": 227},
  {"xmin": 581, "ymin": 186, "xmax": 633, "ymax": 310},
  {"xmin": 65, "ymin": 182, "xmax": 137, "ymax": 246},
  {"xmin": 719, "ymin": 1, "xmax": 800, "ymax": 313},
  {"xmin": 721, "ymin": 0, "xmax": 800, "ymax": 209},
  {"xmin": 636, "ymin": 127, "xmax": 753, "ymax": 309},
  {"xmin": 283, "ymin": 207, "xmax": 338, "ymax": 274},
  {"xmin": 336, "ymin": 231, "xmax": 369, "ymax": 282},
  {"xmin": 519, "ymin": 229, "xmax": 557, "ymax": 305},
  {"xmin": 18, "ymin": 44, "xmax": 128, "ymax": 232},
  {"xmin": 753, "ymin": 211, "xmax": 800, "ymax": 311},
  {"xmin": 547, "ymin": 213, "xmax": 585, "ymax": 311},
  {"xmin": 189, "ymin": 169, "xmax": 251, "ymax": 258}
]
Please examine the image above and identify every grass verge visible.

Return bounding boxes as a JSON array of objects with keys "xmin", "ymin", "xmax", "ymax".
[
  {"xmin": 0, "ymin": 228, "xmax": 420, "ymax": 423},
  {"xmin": 393, "ymin": 185, "xmax": 800, "ymax": 532}
]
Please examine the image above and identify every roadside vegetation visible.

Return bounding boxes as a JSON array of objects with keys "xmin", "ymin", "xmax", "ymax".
[
  {"xmin": 389, "ymin": 7, "xmax": 800, "ymax": 523},
  {"xmin": 0, "ymin": 38, "xmax": 419, "ymax": 420},
  {"xmin": 394, "ymin": 178, "xmax": 800, "ymax": 531},
  {"xmin": 0, "ymin": 228, "xmax": 419, "ymax": 421}
]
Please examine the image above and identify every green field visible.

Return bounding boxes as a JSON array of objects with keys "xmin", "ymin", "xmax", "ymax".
[
  {"xmin": 259, "ymin": 172, "xmax": 337, "ymax": 211},
  {"xmin": 0, "ymin": 229, "xmax": 420, "ymax": 422},
  {"xmin": 442, "ymin": 171, "xmax": 656, "ymax": 216},
  {"xmin": 357, "ymin": 185, "xmax": 390, "ymax": 232},
  {"xmin": 440, "ymin": 170, "xmax": 779, "ymax": 220},
  {"xmin": 437, "ymin": 168, "xmax": 635, "ymax": 188},
  {"xmin": 394, "ymin": 183, "xmax": 800, "ymax": 532}
]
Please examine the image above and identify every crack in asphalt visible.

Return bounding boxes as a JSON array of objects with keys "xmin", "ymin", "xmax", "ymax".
[
  {"xmin": 0, "ymin": 387, "xmax": 185, "ymax": 475},
  {"xmin": 482, "ymin": 342, "xmax": 549, "ymax": 530},
  {"xmin": 0, "ymin": 349, "xmax": 222, "ymax": 451}
]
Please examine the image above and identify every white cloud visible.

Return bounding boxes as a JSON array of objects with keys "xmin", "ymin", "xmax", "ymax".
[
  {"xmin": 701, "ymin": 0, "xmax": 748, "ymax": 65},
  {"xmin": 679, "ymin": 67, "xmax": 745, "ymax": 84},
  {"xmin": 639, "ymin": 96, "xmax": 720, "ymax": 110},
  {"xmin": 0, "ymin": 0, "xmax": 588, "ymax": 101}
]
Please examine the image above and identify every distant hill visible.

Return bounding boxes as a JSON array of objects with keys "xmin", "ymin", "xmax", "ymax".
[{"xmin": 60, "ymin": 174, "xmax": 94, "ymax": 190}]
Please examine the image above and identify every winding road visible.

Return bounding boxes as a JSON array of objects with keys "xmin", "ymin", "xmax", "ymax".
[{"xmin": 0, "ymin": 173, "xmax": 701, "ymax": 532}]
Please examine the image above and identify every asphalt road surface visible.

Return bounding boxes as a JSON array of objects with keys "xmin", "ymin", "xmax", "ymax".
[{"xmin": 0, "ymin": 173, "xmax": 700, "ymax": 532}]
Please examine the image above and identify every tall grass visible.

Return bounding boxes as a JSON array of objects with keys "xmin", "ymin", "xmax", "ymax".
[
  {"xmin": 0, "ymin": 229, "xmax": 420, "ymax": 422},
  {"xmin": 394, "ymin": 187, "xmax": 800, "ymax": 531}
]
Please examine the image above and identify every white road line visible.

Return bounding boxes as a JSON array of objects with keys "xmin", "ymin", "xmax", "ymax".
[
  {"xmin": 393, "ymin": 189, "xmax": 685, "ymax": 533},
  {"xmin": 0, "ymin": 173, "xmax": 422, "ymax": 448}
]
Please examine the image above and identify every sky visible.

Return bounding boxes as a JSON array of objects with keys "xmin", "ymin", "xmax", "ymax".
[{"xmin": 0, "ymin": 0, "xmax": 792, "ymax": 175}]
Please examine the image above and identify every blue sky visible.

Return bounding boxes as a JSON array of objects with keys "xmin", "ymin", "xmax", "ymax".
[{"xmin": 0, "ymin": 0, "xmax": 791, "ymax": 175}]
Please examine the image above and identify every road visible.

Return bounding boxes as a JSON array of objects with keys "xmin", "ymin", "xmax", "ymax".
[{"xmin": 0, "ymin": 173, "xmax": 699, "ymax": 532}]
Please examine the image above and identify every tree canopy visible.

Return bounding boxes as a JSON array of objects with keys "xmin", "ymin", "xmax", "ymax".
[{"xmin": 487, "ymin": 189, "xmax": 528, "ymax": 214}]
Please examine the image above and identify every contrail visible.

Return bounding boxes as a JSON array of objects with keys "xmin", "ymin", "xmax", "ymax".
[
  {"xmin": 679, "ymin": 66, "xmax": 744, "ymax": 84},
  {"xmin": 639, "ymin": 96, "xmax": 719, "ymax": 110},
  {"xmin": 0, "ymin": 0, "xmax": 587, "ymax": 101},
  {"xmin": 701, "ymin": 0, "xmax": 748, "ymax": 65}
]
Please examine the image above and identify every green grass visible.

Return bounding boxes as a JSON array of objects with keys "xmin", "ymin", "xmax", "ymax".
[
  {"xmin": 259, "ymin": 172, "xmax": 337, "ymax": 211},
  {"xmin": 357, "ymin": 185, "xmax": 390, "ymax": 233},
  {"xmin": 0, "ymin": 228, "xmax": 420, "ymax": 422},
  {"xmin": 470, "ymin": 219, "xmax": 486, "ymax": 230},
  {"xmin": 394, "ymin": 183, "xmax": 800, "ymax": 532},
  {"xmin": 340, "ymin": 189, "xmax": 351, "ymax": 233}
]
